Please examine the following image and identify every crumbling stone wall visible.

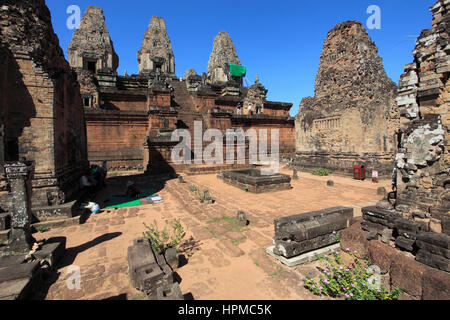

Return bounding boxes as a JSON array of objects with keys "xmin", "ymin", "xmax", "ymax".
[
  {"xmin": 294, "ymin": 21, "xmax": 399, "ymax": 176},
  {"xmin": 395, "ymin": 0, "xmax": 450, "ymax": 234},
  {"xmin": 0, "ymin": 0, "xmax": 88, "ymax": 210}
]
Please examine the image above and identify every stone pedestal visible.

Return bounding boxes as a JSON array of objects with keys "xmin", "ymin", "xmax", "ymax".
[{"xmin": 3, "ymin": 161, "xmax": 36, "ymax": 255}]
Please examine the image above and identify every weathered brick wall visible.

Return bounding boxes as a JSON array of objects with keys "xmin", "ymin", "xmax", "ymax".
[
  {"xmin": 101, "ymin": 92, "xmax": 147, "ymax": 111},
  {"xmin": 84, "ymin": 109, "xmax": 148, "ymax": 170},
  {"xmin": 0, "ymin": 1, "xmax": 88, "ymax": 210}
]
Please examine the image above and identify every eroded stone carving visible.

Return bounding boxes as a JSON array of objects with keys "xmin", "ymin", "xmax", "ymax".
[{"xmin": 138, "ymin": 17, "xmax": 175, "ymax": 76}]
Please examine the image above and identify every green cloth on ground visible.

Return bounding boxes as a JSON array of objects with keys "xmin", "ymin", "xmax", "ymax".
[{"xmin": 104, "ymin": 189, "xmax": 158, "ymax": 209}]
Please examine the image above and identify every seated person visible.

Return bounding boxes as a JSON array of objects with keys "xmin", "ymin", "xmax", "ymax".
[
  {"xmin": 80, "ymin": 170, "xmax": 97, "ymax": 193},
  {"xmin": 97, "ymin": 161, "xmax": 108, "ymax": 187},
  {"xmin": 126, "ymin": 181, "xmax": 141, "ymax": 199},
  {"xmin": 91, "ymin": 165, "xmax": 106, "ymax": 189}
]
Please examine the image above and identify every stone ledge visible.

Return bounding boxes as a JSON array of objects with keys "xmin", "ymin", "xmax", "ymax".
[{"xmin": 266, "ymin": 243, "xmax": 340, "ymax": 267}]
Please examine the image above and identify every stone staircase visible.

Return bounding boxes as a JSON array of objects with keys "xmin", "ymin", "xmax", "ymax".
[
  {"xmin": 171, "ymin": 80, "xmax": 208, "ymax": 161},
  {"xmin": 170, "ymin": 81, "xmax": 250, "ymax": 174}
]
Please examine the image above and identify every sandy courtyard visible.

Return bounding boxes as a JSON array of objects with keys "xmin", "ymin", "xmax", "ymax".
[{"xmin": 33, "ymin": 169, "xmax": 389, "ymax": 300}]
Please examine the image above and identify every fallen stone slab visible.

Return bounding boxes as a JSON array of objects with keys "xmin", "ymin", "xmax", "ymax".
[
  {"xmin": 266, "ymin": 243, "xmax": 341, "ymax": 267},
  {"xmin": 0, "ymin": 254, "xmax": 25, "ymax": 269},
  {"xmin": 273, "ymin": 231, "xmax": 342, "ymax": 258},
  {"xmin": 275, "ymin": 207, "xmax": 353, "ymax": 236},
  {"xmin": 0, "ymin": 278, "xmax": 33, "ymax": 300},
  {"xmin": 0, "ymin": 261, "xmax": 40, "ymax": 283},
  {"xmin": 33, "ymin": 238, "xmax": 66, "ymax": 268},
  {"xmin": 273, "ymin": 207, "xmax": 352, "ymax": 259}
]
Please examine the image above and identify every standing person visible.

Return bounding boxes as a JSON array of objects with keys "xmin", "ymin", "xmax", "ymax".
[
  {"xmin": 388, "ymin": 167, "xmax": 398, "ymax": 204},
  {"xmin": 391, "ymin": 167, "xmax": 397, "ymax": 192}
]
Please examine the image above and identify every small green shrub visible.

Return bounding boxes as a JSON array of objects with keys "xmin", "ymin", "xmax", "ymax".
[
  {"xmin": 143, "ymin": 219, "xmax": 187, "ymax": 253},
  {"xmin": 312, "ymin": 168, "xmax": 332, "ymax": 176},
  {"xmin": 36, "ymin": 226, "xmax": 49, "ymax": 233},
  {"xmin": 193, "ymin": 188, "xmax": 212, "ymax": 203},
  {"xmin": 301, "ymin": 249, "xmax": 402, "ymax": 300}
]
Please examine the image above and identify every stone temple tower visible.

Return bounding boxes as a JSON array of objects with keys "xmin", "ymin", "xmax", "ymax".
[
  {"xmin": 207, "ymin": 31, "xmax": 242, "ymax": 84},
  {"xmin": 68, "ymin": 6, "xmax": 119, "ymax": 74},
  {"xmin": 138, "ymin": 16, "xmax": 175, "ymax": 76}
]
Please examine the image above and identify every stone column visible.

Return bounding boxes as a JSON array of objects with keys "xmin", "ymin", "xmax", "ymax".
[{"xmin": 3, "ymin": 161, "xmax": 35, "ymax": 254}]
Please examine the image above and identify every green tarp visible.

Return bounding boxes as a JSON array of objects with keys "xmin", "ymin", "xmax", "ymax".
[
  {"xmin": 104, "ymin": 189, "xmax": 158, "ymax": 209},
  {"xmin": 229, "ymin": 64, "xmax": 247, "ymax": 77}
]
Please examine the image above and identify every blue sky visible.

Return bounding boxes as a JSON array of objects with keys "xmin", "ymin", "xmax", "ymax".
[{"xmin": 46, "ymin": 0, "xmax": 435, "ymax": 116}]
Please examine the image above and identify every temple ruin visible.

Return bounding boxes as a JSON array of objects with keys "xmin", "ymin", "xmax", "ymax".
[
  {"xmin": 71, "ymin": 6, "xmax": 295, "ymax": 174},
  {"xmin": 0, "ymin": 0, "xmax": 449, "ymax": 301},
  {"xmin": 294, "ymin": 21, "xmax": 399, "ymax": 176}
]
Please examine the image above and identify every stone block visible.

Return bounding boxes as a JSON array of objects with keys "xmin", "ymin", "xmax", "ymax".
[
  {"xmin": 273, "ymin": 230, "xmax": 341, "ymax": 258},
  {"xmin": 395, "ymin": 236, "xmax": 416, "ymax": 252},
  {"xmin": 361, "ymin": 220, "xmax": 384, "ymax": 234},
  {"xmin": 416, "ymin": 231, "xmax": 450, "ymax": 249},
  {"xmin": 367, "ymin": 240, "xmax": 399, "ymax": 274},
  {"xmin": 33, "ymin": 200, "xmax": 81, "ymax": 220},
  {"xmin": 340, "ymin": 222, "xmax": 369, "ymax": 257},
  {"xmin": 381, "ymin": 228, "xmax": 393, "ymax": 244},
  {"xmin": 390, "ymin": 253, "xmax": 427, "ymax": 298},
  {"xmin": 274, "ymin": 206, "xmax": 353, "ymax": 241},
  {"xmin": 416, "ymin": 249, "xmax": 450, "ymax": 272},
  {"xmin": 33, "ymin": 237, "xmax": 66, "ymax": 269},
  {"xmin": 267, "ymin": 243, "xmax": 340, "ymax": 267},
  {"xmin": 421, "ymin": 267, "xmax": 450, "ymax": 300},
  {"xmin": 148, "ymin": 282, "xmax": 184, "ymax": 300},
  {"xmin": 367, "ymin": 231, "xmax": 379, "ymax": 241},
  {"xmin": 377, "ymin": 187, "xmax": 387, "ymax": 196},
  {"xmin": 0, "ymin": 261, "xmax": 40, "ymax": 283},
  {"xmin": 131, "ymin": 263, "xmax": 165, "ymax": 292},
  {"xmin": 0, "ymin": 278, "xmax": 33, "ymax": 300},
  {"xmin": 362, "ymin": 206, "xmax": 401, "ymax": 229},
  {"xmin": 164, "ymin": 247, "xmax": 179, "ymax": 271},
  {"xmin": 127, "ymin": 239, "xmax": 174, "ymax": 293}
]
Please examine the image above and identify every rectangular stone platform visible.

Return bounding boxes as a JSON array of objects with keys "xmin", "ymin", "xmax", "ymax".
[{"xmin": 221, "ymin": 169, "xmax": 292, "ymax": 193}]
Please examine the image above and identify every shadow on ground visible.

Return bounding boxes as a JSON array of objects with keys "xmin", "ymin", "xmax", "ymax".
[{"xmin": 58, "ymin": 232, "xmax": 122, "ymax": 268}]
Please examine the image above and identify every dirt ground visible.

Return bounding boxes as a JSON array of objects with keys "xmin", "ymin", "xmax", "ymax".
[{"xmin": 33, "ymin": 168, "xmax": 389, "ymax": 300}]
